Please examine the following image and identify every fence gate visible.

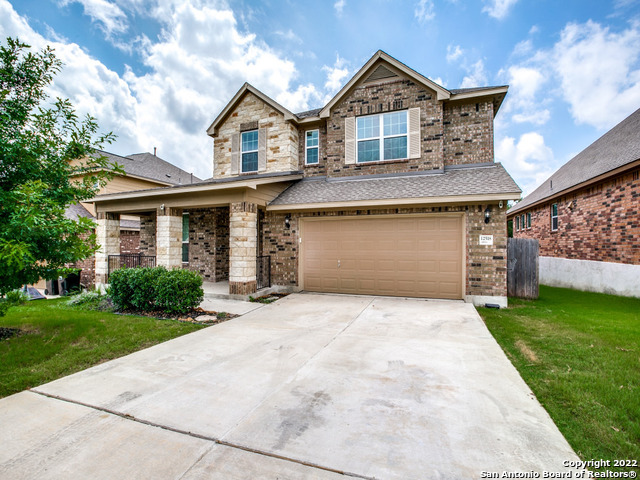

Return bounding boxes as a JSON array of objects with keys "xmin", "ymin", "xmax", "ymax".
[{"xmin": 507, "ymin": 238, "xmax": 539, "ymax": 299}]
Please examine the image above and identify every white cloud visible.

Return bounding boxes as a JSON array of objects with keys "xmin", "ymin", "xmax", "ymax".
[
  {"xmin": 323, "ymin": 54, "xmax": 349, "ymax": 94},
  {"xmin": 482, "ymin": 0, "xmax": 518, "ymax": 20},
  {"xmin": 460, "ymin": 60, "xmax": 488, "ymax": 87},
  {"xmin": 495, "ymin": 132, "xmax": 555, "ymax": 195},
  {"xmin": 552, "ymin": 20, "xmax": 640, "ymax": 129},
  {"xmin": 274, "ymin": 29, "xmax": 302, "ymax": 44},
  {"xmin": 0, "ymin": 0, "xmax": 339, "ymax": 179},
  {"xmin": 446, "ymin": 44, "xmax": 463, "ymax": 63},
  {"xmin": 58, "ymin": 0, "xmax": 128, "ymax": 36},
  {"xmin": 415, "ymin": 0, "xmax": 435, "ymax": 23},
  {"xmin": 334, "ymin": 0, "xmax": 346, "ymax": 15}
]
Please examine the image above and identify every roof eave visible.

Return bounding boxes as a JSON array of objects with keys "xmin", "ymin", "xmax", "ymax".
[
  {"xmin": 448, "ymin": 86, "xmax": 509, "ymax": 116},
  {"xmin": 268, "ymin": 192, "xmax": 522, "ymax": 211},
  {"xmin": 207, "ymin": 83, "xmax": 298, "ymax": 137}
]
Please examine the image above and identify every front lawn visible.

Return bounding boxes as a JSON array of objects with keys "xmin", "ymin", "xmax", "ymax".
[
  {"xmin": 479, "ymin": 286, "xmax": 639, "ymax": 467},
  {"xmin": 0, "ymin": 298, "xmax": 204, "ymax": 398}
]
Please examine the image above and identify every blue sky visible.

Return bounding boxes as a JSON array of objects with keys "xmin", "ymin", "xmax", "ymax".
[{"xmin": 2, "ymin": 0, "xmax": 640, "ymax": 194}]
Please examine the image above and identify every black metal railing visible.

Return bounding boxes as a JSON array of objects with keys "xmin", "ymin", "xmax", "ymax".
[
  {"xmin": 256, "ymin": 255, "xmax": 271, "ymax": 290},
  {"xmin": 107, "ymin": 254, "xmax": 156, "ymax": 281}
]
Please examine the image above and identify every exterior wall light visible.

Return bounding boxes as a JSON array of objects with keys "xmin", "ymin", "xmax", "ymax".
[
  {"xmin": 284, "ymin": 214, "xmax": 291, "ymax": 229},
  {"xmin": 484, "ymin": 206, "xmax": 491, "ymax": 224}
]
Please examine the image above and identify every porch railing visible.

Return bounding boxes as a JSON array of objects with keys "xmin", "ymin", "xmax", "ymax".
[
  {"xmin": 107, "ymin": 254, "xmax": 156, "ymax": 281},
  {"xmin": 256, "ymin": 255, "xmax": 271, "ymax": 290}
]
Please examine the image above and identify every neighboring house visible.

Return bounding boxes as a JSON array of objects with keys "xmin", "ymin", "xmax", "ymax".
[
  {"xmin": 508, "ymin": 106, "xmax": 640, "ymax": 297},
  {"xmin": 62, "ymin": 151, "xmax": 200, "ymax": 288},
  {"xmin": 91, "ymin": 50, "xmax": 521, "ymax": 307}
]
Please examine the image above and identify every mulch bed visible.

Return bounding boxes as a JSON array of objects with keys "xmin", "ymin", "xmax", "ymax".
[
  {"xmin": 116, "ymin": 307, "xmax": 238, "ymax": 325},
  {"xmin": 0, "ymin": 327, "xmax": 22, "ymax": 341}
]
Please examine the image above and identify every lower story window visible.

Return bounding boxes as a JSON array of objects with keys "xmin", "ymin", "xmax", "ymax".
[
  {"xmin": 526, "ymin": 212, "xmax": 531, "ymax": 229},
  {"xmin": 182, "ymin": 213, "xmax": 189, "ymax": 262}
]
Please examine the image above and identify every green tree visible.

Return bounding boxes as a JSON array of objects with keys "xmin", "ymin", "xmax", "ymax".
[{"xmin": 0, "ymin": 37, "xmax": 119, "ymax": 301}]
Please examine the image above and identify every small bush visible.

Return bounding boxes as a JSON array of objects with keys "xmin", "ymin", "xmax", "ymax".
[
  {"xmin": 108, "ymin": 267, "xmax": 203, "ymax": 315},
  {"xmin": 5, "ymin": 289, "xmax": 29, "ymax": 305}
]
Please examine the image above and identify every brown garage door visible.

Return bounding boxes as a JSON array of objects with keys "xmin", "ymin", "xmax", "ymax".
[{"xmin": 301, "ymin": 215, "xmax": 463, "ymax": 299}]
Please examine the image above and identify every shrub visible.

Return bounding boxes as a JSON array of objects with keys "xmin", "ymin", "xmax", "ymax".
[
  {"xmin": 5, "ymin": 289, "xmax": 29, "ymax": 305},
  {"xmin": 155, "ymin": 269, "xmax": 204, "ymax": 314},
  {"xmin": 108, "ymin": 267, "xmax": 203, "ymax": 315}
]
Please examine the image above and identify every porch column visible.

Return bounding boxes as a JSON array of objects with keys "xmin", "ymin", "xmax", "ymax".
[
  {"xmin": 95, "ymin": 212, "xmax": 120, "ymax": 285},
  {"xmin": 156, "ymin": 207, "xmax": 182, "ymax": 269},
  {"xmin": 229, "ymin": 202, "xmax": 257, "ymax": 295}
]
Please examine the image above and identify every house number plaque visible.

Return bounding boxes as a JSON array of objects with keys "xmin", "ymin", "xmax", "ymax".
[{"xmin": 479, "ymin": 235, "xmax": 494, "ymax": 246}]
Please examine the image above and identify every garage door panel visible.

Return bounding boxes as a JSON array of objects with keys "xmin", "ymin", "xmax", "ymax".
[{"xmin": 302, "ymin": 216, "xmax": 462, "ymax": 299}]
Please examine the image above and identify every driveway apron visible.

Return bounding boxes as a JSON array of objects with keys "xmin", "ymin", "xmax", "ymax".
[{"xmin": 0, "ymin": 293, "xmax": 579, "ymax": 479}]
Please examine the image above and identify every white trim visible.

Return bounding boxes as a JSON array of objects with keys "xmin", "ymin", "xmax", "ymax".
[{"xmin": 305, "ymin": 129, "xmax": 319, "ymax": 165}]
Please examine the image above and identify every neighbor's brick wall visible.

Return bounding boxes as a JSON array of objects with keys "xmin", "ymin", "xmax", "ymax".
[
  {"xmin": 263, "ymin": 203, "xmax": 507, "ymax": 297},
  {"xmin": 513, "ymin": 169, "xmax": 640, "ymax": 265},
  {"xmin": 443, "ymin": 101, "xmax": 494, "ymax": 166},
  {"xmin": 119, "ymin": 230, "xmax": 140, "ymax": 254},
  {"xmin": 322, "ymin": 79, "xmax": 444, "ymax": 178},
  {"xmin": 139, "ymin": 213, "xmax": 156, "ymax": 256},
  {"xmin": 213, "ymin": 92, "xmax": 299, "ymax": 178}
]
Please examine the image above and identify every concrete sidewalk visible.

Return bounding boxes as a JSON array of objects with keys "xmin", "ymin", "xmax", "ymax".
[{"xmin": 0, "ymin": 294, "xmax": 579, "ymax": 479}]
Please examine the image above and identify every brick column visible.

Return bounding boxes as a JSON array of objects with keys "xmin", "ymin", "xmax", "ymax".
[
  {"xmin": 95, "ymin": 212, "xmax": 120, "ymax": 285},
  {"xmin": 229, "ymin": 202, "xmax": 257, "ymax": 295},
  {"xmin": 156, "ymin": 207, "xmax": 182, "ymax": 269}
]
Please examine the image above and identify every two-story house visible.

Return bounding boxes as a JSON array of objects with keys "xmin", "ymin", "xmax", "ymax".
[{"xmin": 91, "ymin": 51, "xmax": 521, "ymax": 307}]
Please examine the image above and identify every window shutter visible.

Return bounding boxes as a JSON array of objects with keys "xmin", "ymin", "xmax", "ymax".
[
  {"xmin": 408, "ymin": 107, "xmax": 421, "ymax": 159},
  {"xmin": 345, "ymin": 117, "xmax": 356, "ymax": 164},
  {"xmin": 258, "ymin": 128, "xmax": 267, "ymax": 172},
  {"xmin": 231, "ymin": 133, "xmax": 239, "ymax": 174}
]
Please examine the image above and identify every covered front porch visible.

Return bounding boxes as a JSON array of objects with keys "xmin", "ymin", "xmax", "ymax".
[{"xmin": 91, "ymin": 173, "xmax": 301, "ymax": 296}]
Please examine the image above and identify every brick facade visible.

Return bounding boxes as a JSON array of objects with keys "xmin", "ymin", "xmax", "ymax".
[
  {"xmin": 119, "ymin": 230, "xmax": 140, "ymax": 254},
  {"xmin": 263, "ymin": 203, "xmax": 507, "ymax": 297},
  {"xmin": 443, "ymin": 101, "xmax": 494, "ymax": 166},
  {"xmin": 513, "ymin": 169, "xmax": 640, "ymax": 265},
  {"xmin": 185, "ymin": 207, "xmax": 229, "ymax": 282}
]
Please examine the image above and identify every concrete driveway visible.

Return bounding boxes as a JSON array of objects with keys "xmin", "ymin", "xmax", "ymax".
[{"xmin": 0, "ymin": 293, "xmax": 579, "ymax": 479}]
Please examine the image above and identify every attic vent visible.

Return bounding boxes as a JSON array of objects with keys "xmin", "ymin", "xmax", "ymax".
[{"xmin": 365, "ymin": 65, "xmax": 398, "ymax": 83}]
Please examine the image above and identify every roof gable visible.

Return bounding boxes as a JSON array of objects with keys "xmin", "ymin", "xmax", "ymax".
[
  {"xmin": 207, "ymin": 83, "xmax": 295, "ymax": 137},
  {"xmin": 318, "ymin": 50, "xmax": 450, "ymax": 118}
]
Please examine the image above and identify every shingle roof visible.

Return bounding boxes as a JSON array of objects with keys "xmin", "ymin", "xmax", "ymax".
[
  {"xmin": 96, "ymin": 151, "xmax": 202, "ymax": 186},
  {"xmin": 64, "ymin": 203, "xmax": 95, "ymax": 221},
  {"xmin": 270, "ymin": 163, "xmax": 521, "ymax": 206},
  {"xmin": 295, "ymin": 108, "xmax": 323, "ymax": 119},
  {"xmin": 510, "ymin": 107, "xmax": 640, "ymax": 214}
]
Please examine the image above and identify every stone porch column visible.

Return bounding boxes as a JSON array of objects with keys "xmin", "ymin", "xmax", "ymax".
[
  {"xmin": 95, "ymin": 212, "xmax": 120, "ymax": 285},
  {"xmin": 229, "ymin": 202, "xmax": 257, "ymax": 295},
  {"xmin": 156, "ymin": 207, "xmax": 182, "ymax": 269}
]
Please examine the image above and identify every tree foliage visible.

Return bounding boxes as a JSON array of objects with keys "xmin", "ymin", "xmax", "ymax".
[{"xmin": 0, "ymin": 37, "xmax": 119, "ymax": 295}]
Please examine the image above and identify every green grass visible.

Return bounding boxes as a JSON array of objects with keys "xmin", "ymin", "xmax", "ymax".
[
  {"xmin": 0, "ymin": 298, "xmax": 204, "ymax": 398},
  {"xmin": 479, "ymin": 286, "xmax": 640, "ymax": 466}
]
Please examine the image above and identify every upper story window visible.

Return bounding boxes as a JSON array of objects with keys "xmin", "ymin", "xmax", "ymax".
[
  {"xmin": 305, "ymin": 130, "xmax": 319, "ymax": 164},
  {"xmin": 526, "ymin": 212, "xmax": 531, "ymax": 229},
  {"xmin": 551, "ymin": 203, "xmax": 558, "ymax": 231},
  {"xmin": 356, "ymin": 110, "xmax": 407, "ymax": 163},
  {"xmin": 241, "ymin": 130, "xmax": 259, "ymax": 173}
]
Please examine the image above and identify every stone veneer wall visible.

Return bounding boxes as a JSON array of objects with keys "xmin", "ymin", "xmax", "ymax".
[
  {"xmin": 119, "ymin": 230, "xmax": 140, "ymax": 254},
  {"xmin": 95, "ymin": 212, "xmax": 120, "ymax": 285},
  {"xmin": 323, "ymin": 79, "xmax": 444, "ymax": 178},
  {"xmin": 229, "ymin": 202, "xmax": 257, "ymax": 295},
  {"xmin": 156, "ymin": 209, "xmax": 182, "ymax": 269},
  {"xmin": 213, "ymin": 92, "xmax": 299, "ymax": 178},
  {"xmin": 185, "ymin": 207, "xmax": 229, "ymax": 282},
  {"xmin": 263, "ymin": 204, "xmax": 508, "ymax": 297},
  {"xmin": 513, "ymin": 169, "xmax": 640, "ymax": 265},
  {"xmin": 443, "ymin": 101, "xmax": 494, "ymax": 166},
  {"xmin": 139, "ymin": 213, "xmax": 156, "ymax": 256}
]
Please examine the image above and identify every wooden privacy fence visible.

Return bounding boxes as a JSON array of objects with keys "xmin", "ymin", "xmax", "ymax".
[{"xmin": 507, "ymin": 238, "xmax": 539, "ymax": 299}]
